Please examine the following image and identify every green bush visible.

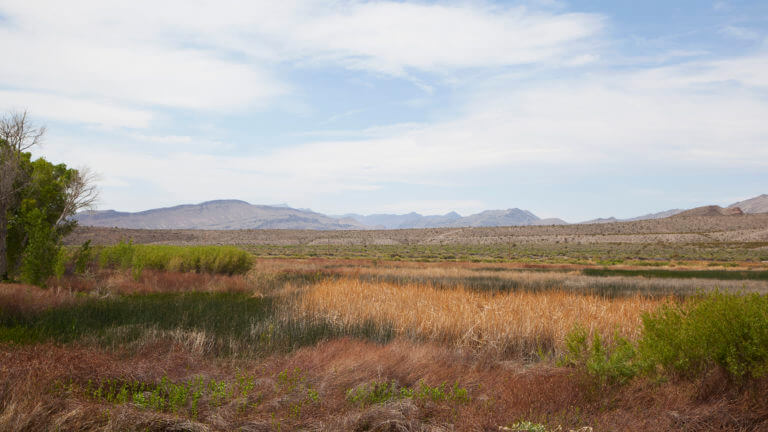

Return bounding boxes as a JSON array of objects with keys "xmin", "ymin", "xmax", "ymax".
[
  {"xmin": 19, "ymin": 208, "xmax": 61, "ymax": 287},
  {"xmin": 96, "ymin": 242, "xmax": 252, "ymax": 276},
  {"xmin": 561, "ymin": 326, "xmax": 638, "ymax": 386},
  {"xmin": 638, "ymin": 291, "xmax": 768, "ymax": 380},
  {"xmin": 563, "ymin": 292, "xmax": 768, "ymax": 384},
  {"xmin": 73, "ymin": 240, "xmax": 93, "ymax": 274}
]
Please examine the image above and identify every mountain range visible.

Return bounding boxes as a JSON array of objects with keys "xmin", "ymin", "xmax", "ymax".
[
  {"xmin": 337, "ymin": 209, "xmax": 567, "ymax": 229},
  {"xmin": 74, "ymin": 200, "xmax": 368, "ymax": 230},
  {"xmin": 75, "ymin": 194, "xmax": 768, "ymax": 231}
]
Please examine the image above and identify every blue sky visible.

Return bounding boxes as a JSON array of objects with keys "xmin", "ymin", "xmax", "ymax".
[{"xmin": 1, "ymin": 0, "xmax": 767, "ymax": 222}]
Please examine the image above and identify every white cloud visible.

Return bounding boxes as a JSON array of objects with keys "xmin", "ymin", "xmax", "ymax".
[
  {"xmin": 45, "ymin": 53, "xmax": 768, "ymax": 212},
  {"xmin": 270, "ymin": 2, "xmax": 604, "ymax": 74},
  {"xmin": 720, "ymin": 25, "xmax": 761, "ymax": 40},
  {"xmin": 0, "ymin": 90, "xmax": 152, "ymax": 128},
  {"xmin": 0, "ymin": 0, "xmax": 603, "ymax": 127},
  {"xmin": 0, "ymin": 27, "xmax": 286, "ymax": 112}
]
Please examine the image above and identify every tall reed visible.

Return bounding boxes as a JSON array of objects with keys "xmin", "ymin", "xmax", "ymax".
[{"xmin": 294, "ymin": 278, "xmax": 662, "ymax": 359}]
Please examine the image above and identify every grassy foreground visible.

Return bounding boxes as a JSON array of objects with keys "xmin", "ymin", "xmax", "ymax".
[{"xmin": 1, "ymin": 252, "xmax": 768, "ymax": 431}]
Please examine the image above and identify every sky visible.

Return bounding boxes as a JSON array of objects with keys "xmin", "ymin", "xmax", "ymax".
[{"xmin": 1, "ymin": 0, "xmax": 767, "ymax": 222}]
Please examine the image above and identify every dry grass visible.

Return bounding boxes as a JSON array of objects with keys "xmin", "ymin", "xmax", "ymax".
[
  {"xmin": 4, "ymin": 256, "xmax": 768, "ymax": 430},
  {"xmin": 0, "ymin": 283, "xmax": 76, "ymax": 319},
  {"xmin": 2, "ymin": 339, "xmax": 767, "ymax": 431},
  {"xmin": 338, "ymin": 265, "xmax": 768, "ymax": 297},
  {"xmin": 294, "ymin": 278, "xmax": 661, "ymax": 359},
  {"xmin": 49, "ymin": 269, "xmax": 251, "ymax": 295}
]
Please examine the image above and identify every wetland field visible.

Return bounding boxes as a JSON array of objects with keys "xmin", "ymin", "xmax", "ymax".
[{"xmin": 2, "ymin": 220, "xmax": 768, "ymax": 431}]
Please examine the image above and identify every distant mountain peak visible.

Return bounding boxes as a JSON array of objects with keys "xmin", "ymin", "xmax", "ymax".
[
  {"xmin": 673, "ymin": 205, "xmax": 743, "ymax": 218},
  {"xmin": 199, "ymin": 199, "xmax": 251, "ymax": 206},
  {"xmin": 729, "ymin": 194, "xmax": 768, "ymax": 214}
]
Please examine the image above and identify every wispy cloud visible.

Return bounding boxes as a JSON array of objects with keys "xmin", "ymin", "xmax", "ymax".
[
  {"xmin": 719, "ymin": 25, "xmax": 761, "ymax": 40},
  {"xmin": 0, "ymin": 0, "xmax": 604, "ymax": 127},
  {"xmin": 45, "ymin": 51, "xmax": 768, "ymax": 212},
  {"xmin": 0, "ymin": 90, "xmax": 152, "ymax": 128},
  {"xmin": 2, "ymin": 0, "xmax": 767, "ymax": 217}
]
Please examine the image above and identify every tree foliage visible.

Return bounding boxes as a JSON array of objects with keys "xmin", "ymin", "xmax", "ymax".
[{"xmin": 0, "ymin": 111, "xmax": 97, "ymax": 285}]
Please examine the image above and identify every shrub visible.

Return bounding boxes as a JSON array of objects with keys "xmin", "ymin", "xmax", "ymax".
[
  {"xmin": 561, "ymin": 326, "xmax": 638, "ymax": 386},
  {"xmin": 563, "ymin": 292, "xmax": 768, "ymax": 384},
  {"xmin": 638, "ymin": 291, "xmax": 768, "ymax": 380},
  {"xmin": 96, "ymin": 242, "xmax": 253, "ymax": 276},
  {"xmin": 19, "ymin": 209, "xmax": 61, "ymax": 287},
  {"xmin": 73, "ymin": 240, "xmax": 93, "ymax": 274}
]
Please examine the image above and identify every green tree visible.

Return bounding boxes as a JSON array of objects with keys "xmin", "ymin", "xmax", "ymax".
[{"xmin": 1, "ymin": 112, "xmax": 97, "ymax": 284}]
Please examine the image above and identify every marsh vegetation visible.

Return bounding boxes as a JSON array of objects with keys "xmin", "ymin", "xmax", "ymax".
[{"xmin": 1, "ymin": 244, "xmax": 768, "ymax": 431}]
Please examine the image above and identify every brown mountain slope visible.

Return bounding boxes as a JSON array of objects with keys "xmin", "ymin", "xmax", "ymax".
[
  {"xmin": 75, "ymin": 200, "xmax": 369, "ymax": 230},
  {"xmin": 673, "ymin": 205, "xmax": 744, "ymax": 218},
  {"xmin": 729, "ymin": 194, "xmax": 768, "ymax": 213}
]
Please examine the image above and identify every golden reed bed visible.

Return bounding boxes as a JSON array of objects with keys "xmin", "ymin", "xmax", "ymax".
[{"xmin": 294, "ymin": 278, "xmax": 662, "ymax": 358}]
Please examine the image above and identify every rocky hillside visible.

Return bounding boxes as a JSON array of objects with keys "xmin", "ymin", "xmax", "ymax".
[
  {"xmin": 673, "ymin": 205, "xmax": 744, "ymax": 218},
  {"xmin": 75, "ymin": 200, "xmax": 368, "ymax": 230},
  {"xmin": 342, "ymin": 209, "xmax": 567, "ymax": 229},
  {"xmin": 729, "ymin": 194, "xmax": 768, "ymax": 214}
]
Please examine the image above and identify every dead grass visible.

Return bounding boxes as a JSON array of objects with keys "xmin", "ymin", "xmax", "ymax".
[
  {"xmin": 49, "ymin": 269, "xmax": 251, "ymax": 295},
  {"xmin": 4, "ymin": 257, "xmax": 768, "ymax": 430},
  {"xmin": 294, "ymin": 278, "xmax": 661, "ymax": 359},
  {"xmin": 0, "ymin": 284, "xmax": 76, "ymax": 320},
  {"xmin": 2, "ymin": 339, "xmax": 766, "ymax": 431}
]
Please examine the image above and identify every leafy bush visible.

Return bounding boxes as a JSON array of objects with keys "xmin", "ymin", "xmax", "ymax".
[
  {"xmin": 563, "ymin": 292, "xmax": 768, "ymax": 384},
  {"xmin": 638, "ymin": 291, "xmax": 768, "ymax": 380},
  {"xmin": 561, "ymin": 326, "xmax": 638, "ymax": 386},
  {"xmin": 97, "ymin": 242, "xmax": 252, "ymax": 276},
  {"xmin": 73, "ymin": 240, "xmax": 93, "ymax": 274},
  {"xmin": 19, "ymin": 208, "xmax": 61, "ymax": 287}
]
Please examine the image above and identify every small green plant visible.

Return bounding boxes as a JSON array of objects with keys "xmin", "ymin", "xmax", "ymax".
[
  {"xmin": 346, "ymin": 380, "xmax": 469, "ymax": 406},
  {"xmin": 306, "ymin": 386, "xmax": 320, "ymax": 403},
  {"xmin": 507, "ymin": 421, "xmax": 548, "ymax": 432},
  {"xmin": 276, "ymin": 368, "xmax": 305, "ymax": 393},
  {"xmin": 560, "ymin": 326, "xmax": 638, "ymax": 386},
  {"xmin": 209, "ymin": 379, "xmax": 228, "ymax": 407}
]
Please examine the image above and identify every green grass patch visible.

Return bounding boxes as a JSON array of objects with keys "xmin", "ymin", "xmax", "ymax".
[
  {"xmin": 583, "ymin": 268, "xmax": 768, "ymax": 281},
  {"xmin": 346, "ymin": 380, "xmax": 469, "ymax": 406},
  {"xmin": 245, "ymin": 242, "xmax": 768, "ymax": 264},
  {"xmin": 96, "ymin": 242, "xmax": 252, "ymax": 276},
  {"xmin": 0, "ymin": 292, "xmax": 394, "ymax": 355},
  {"xmin": 54, "ymin": 367, "xmax": 321, "ymax": 420}
]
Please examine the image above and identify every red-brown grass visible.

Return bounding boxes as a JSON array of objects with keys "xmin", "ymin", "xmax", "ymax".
[
  {"xmin": 49, "ymin": 269, "xmax": 250, "ymax": 295},
  {"xmin": 0, "ymin": 283, "xmax": 76, "ymax": 319},
  {"xmin": 2, "ymin": 338, "xmax": 767, "ymax": 431}
]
